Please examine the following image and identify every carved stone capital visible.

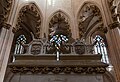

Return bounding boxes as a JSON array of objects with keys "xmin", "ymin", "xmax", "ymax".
[
  {"xmin": 0, "ymin": 23, "xmax": 11, "ymax": 29},
  {"xmin": 109, "ymin": 21, "xmax": 120, "ymax": 29}
]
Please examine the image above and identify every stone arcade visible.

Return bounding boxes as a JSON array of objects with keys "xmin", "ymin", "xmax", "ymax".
[{"xmin": 0, "ymin": 0, "xmax": 120, "ymax": 82}]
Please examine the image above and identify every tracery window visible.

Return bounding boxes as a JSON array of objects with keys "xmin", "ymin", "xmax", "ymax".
[
  {"xmin": 50, "ymin": 34, "xmax": 68, "ymax": 47},
  {"xmin": 14, "ymin": 35, "xmax": 26, "ymax": 54},
  {"xmin": 93, "ymin": 35, "xmax": 109, "ymax": 64}
]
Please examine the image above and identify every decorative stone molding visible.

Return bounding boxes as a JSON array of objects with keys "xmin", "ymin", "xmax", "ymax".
[
  {"xmin": 12, "ymin": 26, "xmax": 22, "ymax": 33},
  {"xmin": 49, "ymin": 11, "xmax": 71, "ymax": 38},
  {"xmin": 0, "ymin": 23, "xmax": 11, "ymax": 29},
  {"xmin": 16, "ymin": 38, "xmax": 94, "ymax": 55},
  {"xmin": 97, "ymin": 24, "xmax": 108, "ymax": 33},
  {"xmin": 108, "ymin": 21, "xmax": 120, "ymax": 29},
  {"xmin": 108, "ymin": 0, "xmax": 120, "ymax": 29},
  {"xmin": 78, "ymin": 3, "xmax": 103, "ymax": 39},
  {"xmin": 3, "ymin": 23, "xmax": 11, "ymax": 29},
  {"xmin": 8, "ymin": 54, "xmax": 108, "ymax": 74},
  {"xmin": 9, "ymin": 66, "xmax": 106, "ymax": 74}
]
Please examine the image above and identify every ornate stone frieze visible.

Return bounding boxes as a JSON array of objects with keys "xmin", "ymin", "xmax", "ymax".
[
  {"xmin": 9, "ymin": 66, "xmax": 106, "ymax": 74},
  {"xmin": 108, "ymin": 21, "xmax": 120, "ymax": 29}
]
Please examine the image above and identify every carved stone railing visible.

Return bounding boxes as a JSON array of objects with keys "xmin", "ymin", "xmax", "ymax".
[
  {"xmin": 21, "ymin": 38, "xmax": 94, "ymax": 55},
  {"xmin": 9, "ymin": 39, "xmax": 108, "ymax": 75}
]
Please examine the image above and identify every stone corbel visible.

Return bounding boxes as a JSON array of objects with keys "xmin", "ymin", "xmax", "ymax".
[{"xmin": 109, "ymin": 21, "xmax": 120, "ymax": 29}]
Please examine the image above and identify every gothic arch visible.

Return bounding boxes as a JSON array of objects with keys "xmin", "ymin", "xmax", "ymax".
[
  {"xmin": 13, "ymin": 2, "xmax": 42, "ymax": 39},
  {"xmin": 10, "ymin": 2, "xmax": 43, "ymax": 58},
  {"xmin": 77, "ymin": 2, "xmax": 107, "ymax": 40},
  {"xmin": 48, "ymin": 10, "xmax": 72, "ymax": 40}
]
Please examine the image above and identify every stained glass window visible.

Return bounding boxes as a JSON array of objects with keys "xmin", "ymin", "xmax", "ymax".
[
  {"xmin": 93, "ymin": 35, "xmax": 109, "ymax": 63},
  {"xmin": 14, "ymin": 35, "xmax": 26, "ymax": 54}
]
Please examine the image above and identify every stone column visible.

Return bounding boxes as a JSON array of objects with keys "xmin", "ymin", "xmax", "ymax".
[
  {"xmin": 100, "ymin": 0, "xmax": 120, "ymax": 82},
  {"xmin": 107, "ymin": 23, "xmax": 120, "ymax": 82},
  {"xmin": 0, "ymin": 23, "xmax": 14, "ymax": 82}
]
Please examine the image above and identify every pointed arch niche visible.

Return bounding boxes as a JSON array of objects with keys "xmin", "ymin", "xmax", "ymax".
[
  {"xmin": 11, "ymin": 3, "xmax": 42, "ymax": 57},
  {"xmin": 48, "ymin": 11, "xmax": 72, "ymax": 42},
  {"xmin": 77, "ymin": 2, "xmax": 110, "ymax": 64},
  {"xmin": 77, "ymin": 2, "xmax": 108, "ymax": 40}
]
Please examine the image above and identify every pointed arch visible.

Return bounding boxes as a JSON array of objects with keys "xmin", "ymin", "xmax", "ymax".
[
  {"xmin": 11, "ymin": 2, "xmax": 43, "ymax": 57},
  {"xmin": 77, "ymin": 1, "xmax": 107, "ymax": 39},
  {"xmin": 14, "ymin": 2, "xmax": 42, "ymax": 39},
  {"xmin": 49, "ymin": 10, "xmax": 71, "ymax": 23},
  {"xmin": 48, "ymin": 10, "xmax": 72, "ymax": 40}
]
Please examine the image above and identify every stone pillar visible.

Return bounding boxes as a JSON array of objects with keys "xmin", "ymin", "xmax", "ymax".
[
  {"xmin": 107, "ymin": 24, "xmax": 120, "ymax": 82},
  {"xmin": 0, "ymin": 23, "xmax": 14, "ymax": 82},
  {"xmin": 100, "ymin": 0, "xmax": 120, "ymax": 81}
]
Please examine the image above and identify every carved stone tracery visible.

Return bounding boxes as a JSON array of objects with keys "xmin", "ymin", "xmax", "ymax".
[
  {"xmin": 15, "ymin": 3, "xmax": 41, "ymax": 38},
  {"xmin": 78, "ymin": 3, "xmax": 106, "ymax": 38},
  {"xmin": 49, "ymin": 11, "xmax": 71, "ymax": 38}
]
